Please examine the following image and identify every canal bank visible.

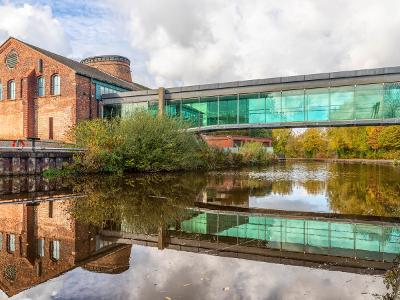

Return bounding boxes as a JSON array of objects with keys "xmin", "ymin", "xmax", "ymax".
[{"xmin": 285, "ymin": 157, "xmax": 396, "ymax": 165}]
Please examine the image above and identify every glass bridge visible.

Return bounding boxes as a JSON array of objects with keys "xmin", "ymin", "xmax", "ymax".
[{"xmin": 102, "ymin": 66, "xmax": 400, "ymax": 130}]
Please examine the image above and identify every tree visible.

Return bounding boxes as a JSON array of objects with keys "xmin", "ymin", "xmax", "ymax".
[
  {"xmin": 378, "ymin": 126, "xmax": 400, "ymax": 150},
  {"xmin": 272, "ymin": 129, "xmax": 292, "ymax": 156},
  {"xmin": 301, "ymin": 128, "xmax": 327, "ymax": 158}
]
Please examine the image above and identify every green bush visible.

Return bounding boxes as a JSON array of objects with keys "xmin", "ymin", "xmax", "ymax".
[
  {"xmin": 71, "ymin": 111, "xmax": 205, "ymax": 173},
  {"xmin": 68, "ymin": 111, "xmax": 274, "ymax": 174},
  {"xmin": 239, "ymin": 142, "xmax": 272, "ymax": 166}
]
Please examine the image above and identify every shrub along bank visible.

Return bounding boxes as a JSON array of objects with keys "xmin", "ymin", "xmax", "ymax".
[{"xmin": 61, "ymin": 111, "xmax": 273, "ymax": 175}]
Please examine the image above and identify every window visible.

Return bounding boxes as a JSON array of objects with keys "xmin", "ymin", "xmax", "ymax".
[
  {"xmin": 20, "ymin": 79, "xmax": 23, "ymax": 98},
  {"xmin": 6, "ymin": 51, "xmax": 18, "ymax": 69},
  {"xmin": 37, "ymin": 77, "xmax": 45, "ymax": 97},
  {"xmin": 7, "ymin": 234, "xmax": 15, "ymax": 253},
  {"xmin": 50, "ymin": 240, "xmax": 60, "ymax": 260},
  {"xmin": 7, "ymin": 80, "xmax": 15, "ymax": 99},
  {"xmin": 38, "ymin": 59, "xmax": 43, "ymax": 73},
  {"xmin": 51, "ymin": 74, "xmax": 60, "ymax": 95},
  {"xmin": 0, "ymin": 233, "xmax": 2, "ymax": 250},
  {"xmin": 0, "ymin": 82, "xmax": 2, "ymax": 100},
  {"xmin": 38, "ymin": 239, "xmax": 45, "ymax": 257}
]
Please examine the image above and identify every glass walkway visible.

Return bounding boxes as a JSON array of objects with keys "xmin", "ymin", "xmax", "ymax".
[{"xmin": 102, "ymin": 66, "xmax": 400, "ymax": 130}]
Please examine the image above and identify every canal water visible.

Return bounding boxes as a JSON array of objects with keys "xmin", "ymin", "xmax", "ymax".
[{"xmin": 0, "ymin": 161, "xmax": 399, "ymax": 299}]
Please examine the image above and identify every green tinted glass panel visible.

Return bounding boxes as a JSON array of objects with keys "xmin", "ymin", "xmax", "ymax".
[
  {"xmin": 103, "ymin": 104, "xmax": 121, "ymax": 118},
  {"xmin": 121, "ymin": 102, "xmax": 148, "ymax": 117},
  {"xmin": 198, "ymin": 97, "xmax": 218, "ymax": 126},
  {"xmin": 330, "ymin": 86, "xmax": 354, "ymax": 120},
  {"xmin": 383, "ymin": 82, "xmax": 400, "ymax": 118},
  {"xmin": 180, "ymin": 212, "xmax": 400, "ymax": 259},
  {"xmin": 264, "ymin": 92, "xmax": 282, "ymax": 123},
  {"xmin": 219, "ymin": 95, "xmax": 238, "ymax": 125},
  {"xmin": 306, "ymin": 88, "xmax": 329, "ymax": 121},
  {"xmin": 239, "ymin": 94, "xmax": 265, "ymax": 124},
  {"xmin": 148, "ymin": 100, "xmax": 158, "ymax": 117},
  {"xmin": 355, "ymin": 84, "xmax": 383, "ymax": 119},
  {"xmin": 166, "ymin": 100, "xmax": 181, "ymax": 118},
  {"xmin": 281, "ymin": 90, "xmax": 305, "ymax": 122},
  {"xmin": 182, "ymin": 98, "xmax": 201, "ymax": 127}
]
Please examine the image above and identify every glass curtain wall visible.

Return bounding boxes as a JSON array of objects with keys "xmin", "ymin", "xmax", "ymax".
[{"xmin": 103, "ymin": 82, "xmax": 400, "ymax": 125}]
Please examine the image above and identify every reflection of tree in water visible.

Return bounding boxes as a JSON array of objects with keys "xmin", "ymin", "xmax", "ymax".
[
  {"xmin": 271, "ymin": 180, "xmax": 293, "ymax": 195},
  {"xmin": 327, "ymin": 164, "xmax": 400, "ymax": 217},
  {"xmin": 301, "ymin": 180, "xmax": 326, "ymax": 195},
  {"xmin": 70, "ymin": 173, "xmax": 207, "ymax": 234}
]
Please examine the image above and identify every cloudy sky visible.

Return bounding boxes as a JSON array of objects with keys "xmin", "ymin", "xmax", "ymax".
[
  {"xmin": 0, "ymin": 245, "xmax": 386, "ymax": 300},
  {"xmin": 1, "ymin": 0, "xmax": 400, "ymax": 89}
]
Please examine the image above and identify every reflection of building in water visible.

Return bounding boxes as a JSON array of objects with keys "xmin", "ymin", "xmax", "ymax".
[
  {"xmin": 101, "ymin": 207, "xmax": 400, "ymax": 275},
  {"xmin": 0, "ymin": 176, "xmax": 71, "ymax": 202},
  {"xmin": 0, "ymin": 200, "xmax": 131, "ymax": 297},
  {"xmin": 202, "ymin": 175, "xmax": 272, "ymax": 207}
]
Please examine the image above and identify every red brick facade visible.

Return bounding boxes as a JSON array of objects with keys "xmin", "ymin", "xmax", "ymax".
[
  {"xmin": 0, "ymin": 38, "xmax": 142, "ymax": 142},
  {"xmin": 0, "ymin": 199, "xmax": 132, "ymax": 297}
]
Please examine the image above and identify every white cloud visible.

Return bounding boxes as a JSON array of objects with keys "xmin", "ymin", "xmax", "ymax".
[
  {"xmin": 2, "ymin": 1, "xmax": 400, "ymax": 89},
  {"xmin": 103, "ymin": 0, "xmax": 400, "ymax": 87},
  {"xmin": 0, "ymin": 2, "xmax": 71, "ymax": 55}
]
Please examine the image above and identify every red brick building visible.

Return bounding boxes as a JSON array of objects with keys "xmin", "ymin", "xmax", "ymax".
[
  {"xmin": 202, "ymin": 135, "xmax": 273, "ymax": 149},
  {"xmin": 0, "ymin": 37, "xmax": 146, "ymax": 142}
]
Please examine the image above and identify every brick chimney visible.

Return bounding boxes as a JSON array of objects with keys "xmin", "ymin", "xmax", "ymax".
[{"xmin": 81, "ymin": 55, "xmax": 132, "ymax": 83}]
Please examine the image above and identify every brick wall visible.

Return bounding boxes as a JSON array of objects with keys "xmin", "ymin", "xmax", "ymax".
[
  {"xmin": 0, "ymin": 39, "xmax": 79, "ymax": 142},
  {"xmin": 75, "ymin": 74, "xmax": 98, "ymax": 121},
  {"xmin": 82, "ymin": 59, "xmax": 132, "ymax": 83}
]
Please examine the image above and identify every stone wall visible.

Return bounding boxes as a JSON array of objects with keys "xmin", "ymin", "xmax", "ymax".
[{"xmin": 0, "ymin": 150, "xmax": 74, "ymax": 176}]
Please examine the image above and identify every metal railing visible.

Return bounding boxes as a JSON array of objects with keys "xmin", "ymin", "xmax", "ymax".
[{"xmin": 0, "ymin": 139, "xmax": 85, "ymax": 153}]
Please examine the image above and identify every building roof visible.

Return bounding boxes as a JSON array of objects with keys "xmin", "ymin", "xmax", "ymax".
[{"xmin": 2, "ymin": 37, "xmax": 148, "ymax": 91}]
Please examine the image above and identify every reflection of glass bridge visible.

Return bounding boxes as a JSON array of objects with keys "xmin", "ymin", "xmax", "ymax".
[
  {"xmin": 181, "ymin": 211, "xmax": 400, "ymax": 262},
  {"xmin": 102, "ymin": 66, "xmax": 400, "ymax": 131},
  {"xmin": 101, "ymin": 207, "xmax": 400, "ymax": 275}
]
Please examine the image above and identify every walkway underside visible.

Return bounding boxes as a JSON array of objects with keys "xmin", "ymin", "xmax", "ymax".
[{"xmin": 188, "ymin": 118, "xmax": 400, "ymax": 132}]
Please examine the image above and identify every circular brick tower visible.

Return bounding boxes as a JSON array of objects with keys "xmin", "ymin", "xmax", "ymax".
[{"xmin": 81, "ymin": 55, "xmax": 132, "ymax": 83}]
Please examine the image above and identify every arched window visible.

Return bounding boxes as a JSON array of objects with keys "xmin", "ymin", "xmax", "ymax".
[
  {"xmin": 37, "ymin": 76, "xmax": 45, "ymax": 97},
  {"xmin": 7, "ymin": 80, "xmax": 15, "ymax": 100},
  {"xmin": 50, "ymin": 240, "xmax": 60, "ymax": 260},
  {"xmin": 51, "ymin": 74, "xmax": 60, "ymax": 95}
]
